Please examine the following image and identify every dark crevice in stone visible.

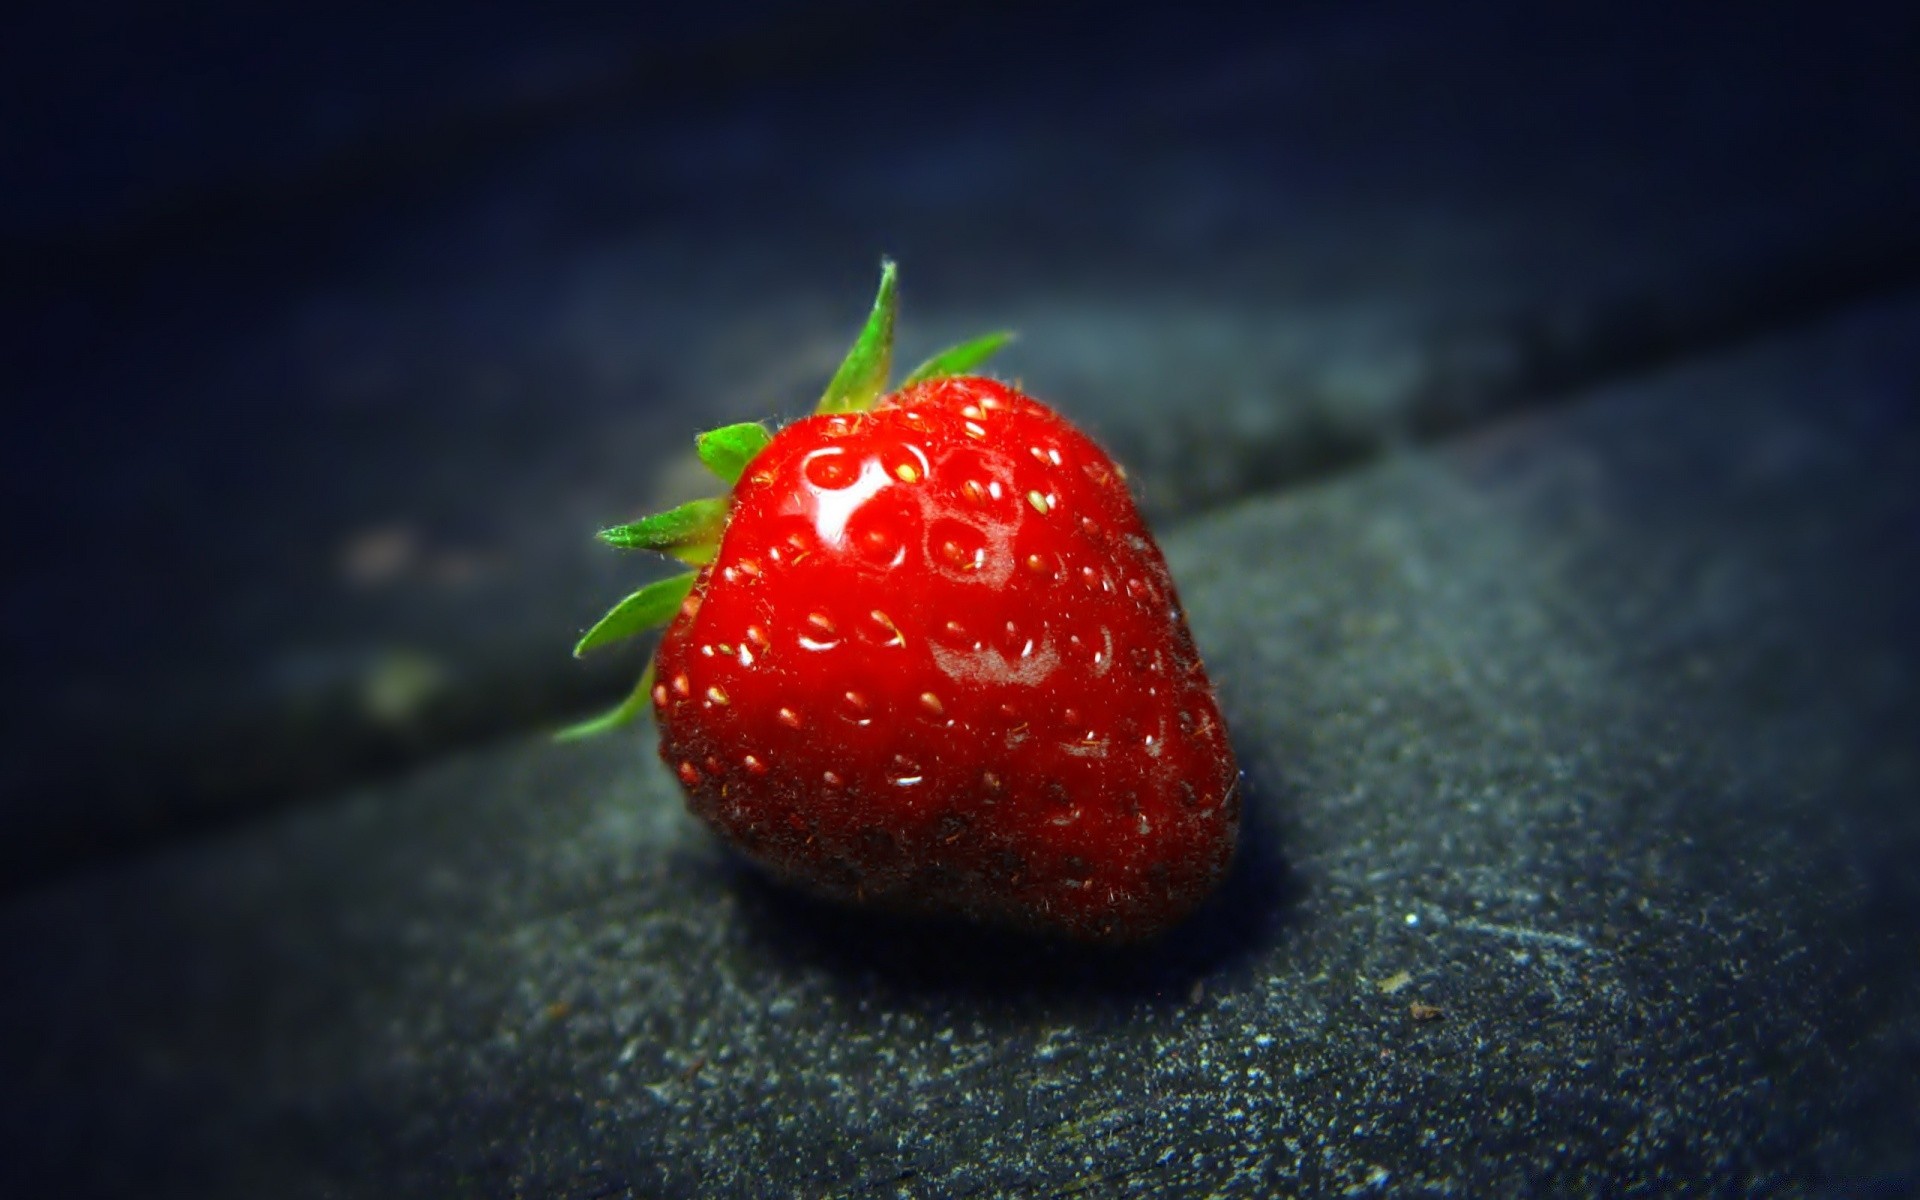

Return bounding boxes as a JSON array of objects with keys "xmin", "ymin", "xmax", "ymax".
[
  {"xmin": 1131, "ymin": 220, "xmax": 1920, "ymax": 521},
  {"xmin": 0, "ymin": 644, "xmax": 647, "ymax": 899}
]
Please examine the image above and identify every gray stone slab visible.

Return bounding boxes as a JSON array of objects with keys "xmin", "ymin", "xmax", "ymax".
[
  {"xmin": 12, "ymin": 3, "xmax": 1920, "ymax": 879},
  {"xmin": 4, "ymin": 295, "xmax": 1915, "ymax": 1195}
]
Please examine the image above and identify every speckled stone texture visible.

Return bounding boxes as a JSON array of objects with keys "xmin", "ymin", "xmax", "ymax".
[
  {"xmin": 4, "ymin": 296, "xmax": 1914, "ymax": 1197},
  {"xmin": 7, "ymin": 3, "xmax": 1919, "ymax": 881}
]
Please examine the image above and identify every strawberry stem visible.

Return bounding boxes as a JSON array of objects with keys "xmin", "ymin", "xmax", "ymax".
[
  {"xmin": 902, "ymin": 330, "xmax": 1016, "ymax": 387},
  {"xmin": 815, "ymin": 258, "xmax": 897, "ymax": 415},
  {"xmin": 573, "ymin": 572, "xmax": 697, "ymax": 657}
]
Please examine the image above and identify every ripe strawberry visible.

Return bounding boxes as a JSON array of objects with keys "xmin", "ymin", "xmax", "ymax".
[{"xmin": 566, "ymin": 263, "xmax": 1239, "ymax": 940}]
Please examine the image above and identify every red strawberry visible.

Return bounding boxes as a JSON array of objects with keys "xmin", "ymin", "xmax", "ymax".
[{"xmin": 566, "ymin": 263, "xmax": 1239, "ymax": 941}]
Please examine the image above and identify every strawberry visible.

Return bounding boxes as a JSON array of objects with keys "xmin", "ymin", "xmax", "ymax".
[{"xmin": 566, "ymin": 262, "xmax": 1239, "ymax": 940}]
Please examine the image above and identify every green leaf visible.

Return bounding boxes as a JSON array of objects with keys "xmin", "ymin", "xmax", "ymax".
[
  {"xmin": 573, "ymin": 573, "xmax": 696, "ymax": 657},
  {"xmin": 901, "ymin": 330, "xmax": 1016, "ymax": 386},
  {"xmin": 555, "ymin": 658, "xmax": 656, "ymax": 741},
  {"xmin": 599, "ymin": 499, "xmax": 727, "ymax": 564},
  {"xmin": 816, "ymin": 258, "xmax": 898, "ymax": 414},
  {"xmin": 695, "ymin": 422, "xmax": 773, "ymax": 485}
]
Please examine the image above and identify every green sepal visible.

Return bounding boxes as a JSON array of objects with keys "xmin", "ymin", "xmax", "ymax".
[
  {"xmin": 816, "ymin": 259, "xmax": 897, "ymax": 414},
  {"xmin": 573, "ymin": 572, "xmax": 696, "ymax": 657},
  {"xmin": 902, "ymin": 330, "xmax": 1016, "ymax": 387},
  {"xmin": 599, "ymin": 499, "xmax": 727, "ymax": 564},
  {"xmin": 695, "ymin": 422, "xmax": 773, "ymax": 486},
  {"xmin": 555, "ymin": 657, "xmax": 656, "ymax": 741}
]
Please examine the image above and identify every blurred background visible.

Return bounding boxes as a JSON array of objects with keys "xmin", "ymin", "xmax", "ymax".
[{"xmin": 3, "ymin": 0, "xmax": 1918, "ymax": 1192}]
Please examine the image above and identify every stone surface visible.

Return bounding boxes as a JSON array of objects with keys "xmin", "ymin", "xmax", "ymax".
[
  {"xmin": 7, "ymin": 3, "xmax": 1920, "ymax": 880},
  {"xmin": 3, "ymin": 295, "xmax": 1915, "ymax": 1196}
]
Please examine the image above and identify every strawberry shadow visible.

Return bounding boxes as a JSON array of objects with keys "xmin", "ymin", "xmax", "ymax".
[{"xmin": 723, "ymin": 755, "xmax": 1299, "ymax": 1006}]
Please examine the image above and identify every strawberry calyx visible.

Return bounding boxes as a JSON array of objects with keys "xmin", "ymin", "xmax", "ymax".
[
  {"xmin": 900, "ymin": 329, "xmax": 1016, "ymax": 387},
  {"xmin": 694, "ymin": 422, "xmax": 775, "ymax": 486},
  {"xmin": 572, "ymin": 573, "xmax": 696, "ymax": 656},
  {"xmin": 559, "ymin": 259, "xmax": 1014, "ymax": 740},
  {"xmin": 597, "ymin": 498, "xmax": 729, "ymax": 564},
  {"xmin": 816, "ymin": 259, "xmax": 898, "ymax": 414}
]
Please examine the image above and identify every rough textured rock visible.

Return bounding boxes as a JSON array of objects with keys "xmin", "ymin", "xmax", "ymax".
[
  {"xmin": 7, "ymin": 3, "xmax": 1920, "ymax": 878},
  {"xmin": 3, "ymin": 296, "xmax": 1914, "ymax": 1197}
]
